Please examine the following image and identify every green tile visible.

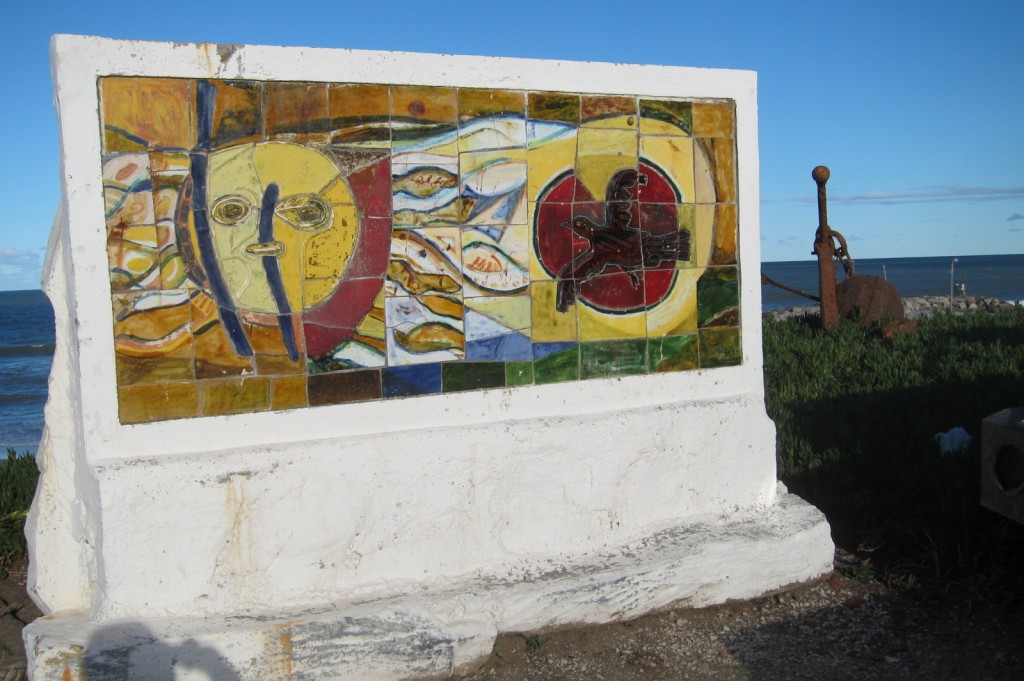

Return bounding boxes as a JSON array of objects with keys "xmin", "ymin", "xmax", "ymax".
[
  {"xmin": 697, "ymin": 266, "xmax": 740, "ymax": 327},
  {"xmin": 505, "ymin": 361, "xmax": 534, "ymax": 387},
  {"xmin": 640, "ymin": 99, "xmax": 692, "ymax": 134},
  {"xmin": 442, "ymin": 362, "xmax": 507, "ymax": 392},
  {"xmin": 534, "ymin": 346, "xmax": 579, "ymax": 385},
  {"xmin": 648, "ymin": 334, "xmax": 698, "ymax": 373},
  {"xmin": 699, "ymin": 328, "xmax": 742, "ymax": 368},
  {"xmin": 677, "ymin": 203, "xmax": 696, "ymax": 232},
  {"xmin": 580, "ymin": 340, "xmax": 648, "ymax": 379}
]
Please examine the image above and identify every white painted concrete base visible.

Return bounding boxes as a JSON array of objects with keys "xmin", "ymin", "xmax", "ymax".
[{"xmin": 25, "ymin": 486, "xmax": 832, "ymax": 680}]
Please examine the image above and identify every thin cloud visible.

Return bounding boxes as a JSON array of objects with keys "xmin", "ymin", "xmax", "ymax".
[
  {"xmin": 775, "ymin": 185, "xmax": 1024, "ymax": 205},
  {"xmin": 1008, "ymin": 213, "xmax": 1024, "ymax": 221},
  {"xmin": 1011, "ymin": 227, "xmax": 1023, "ymax": 233},
  {"xmin": 0, "ymin": 246, "xmax": 43, "ymax": 290}
]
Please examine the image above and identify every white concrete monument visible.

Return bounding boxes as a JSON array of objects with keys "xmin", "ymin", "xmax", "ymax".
[{"xmin": 25, "ymin": 34, "xmax": 833, "ymax": 679}]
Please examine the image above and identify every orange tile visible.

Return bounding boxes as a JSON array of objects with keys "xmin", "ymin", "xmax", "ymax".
[
  {"xmin": 271, "ymin": 375, "xmax": 308, "ymax": 411},
  {"xmin": 390, "ymin": 85, "xmax": 458, "ymax": 124},
  {"xmin": 711, "ymin": 203, "xmax": 738, "ymax": 266},
  {"xmin": 693, "ymin": 101, "xmax": 735, "ymax": 138},
  {"xmin": 199, "ymin": 376, "xmax": 271, "ymax": 416},
  {"xmin": 205, "ymin": 79, "xmax": 263, "ymax": 148},
  {"xmin": 101, "ymin": 77, "xmax": 195, "ymax": 152},
  {"xmin": 264, "ymin": 82, "xmax": 330, "ymax": 142}
]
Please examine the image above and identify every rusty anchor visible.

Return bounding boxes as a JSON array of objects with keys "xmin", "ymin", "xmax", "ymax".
[{"xmin": 763, "ymin": 166, "xmax": 904, "ymax": 329}]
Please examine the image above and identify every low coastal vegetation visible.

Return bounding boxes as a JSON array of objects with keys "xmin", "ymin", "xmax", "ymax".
[
  {"xmin": 1, "ymin": 449, "xmax": 38, "ymax": 579},
  {"xmin": 765, "ymin": 306, "xmax": 1024, "ymax": 604}
]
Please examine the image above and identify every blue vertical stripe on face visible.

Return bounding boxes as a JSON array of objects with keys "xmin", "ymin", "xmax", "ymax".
[
  {"xmin": 188, "ymin": 152, "xmax": 254, "ymax": 357},
  {"xmin": 258, "ymin": 182, "xmax": 299, "ymax": 362}
]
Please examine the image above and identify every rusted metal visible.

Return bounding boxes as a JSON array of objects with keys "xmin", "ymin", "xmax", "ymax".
[
  {"xmin": 760, "ymin": 273, "xmax": 820, "ymax": 302},
  {"xmin": 762, "ymin": 165, "xmax": 908, "ymax": 327},
  {"xmin": 831, "ymin": 229, "xmax": 856, "ymax": 278},
  {"xmin": 836, "ymin": 275, "xmax": 905, "ymax": 326},
  {"xmin": 812, "ymin": 166, "xmax": 840, "ymax": 329}
]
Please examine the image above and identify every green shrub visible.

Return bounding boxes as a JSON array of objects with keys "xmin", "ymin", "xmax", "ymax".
[
  {"xmin": 764, "ymin": 308, "xmax": 1024, "ymax": 603},
  {"xmin": 0, "ymin": 448, "xmax": 39, "ymax": 579}
]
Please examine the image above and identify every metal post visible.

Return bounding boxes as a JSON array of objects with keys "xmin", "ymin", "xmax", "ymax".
[
  {"xmin": 949, "ymin": 257, "xmax": 958, "ymax": 309},
  {"xmin": 812, "ymin": 166, "xmax": 839, "ymax": 329}
]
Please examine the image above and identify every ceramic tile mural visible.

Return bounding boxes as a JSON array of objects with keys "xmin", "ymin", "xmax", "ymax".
[{"xmin": 100, "ymin": 77, "xmax": 741, "ymax": 424}]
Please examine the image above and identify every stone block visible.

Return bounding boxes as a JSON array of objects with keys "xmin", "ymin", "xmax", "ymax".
[{"xmin": 981, "ymin": 408, "xmax": 1024, "ymax": 524}]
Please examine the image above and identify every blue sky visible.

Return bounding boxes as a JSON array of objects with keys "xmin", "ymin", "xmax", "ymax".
[{"xmin": 2, "ymin": 0, "xmax": 1022, "ymax": 290}]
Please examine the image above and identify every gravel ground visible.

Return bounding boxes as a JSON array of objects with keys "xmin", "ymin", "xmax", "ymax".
[
  {"xmin": 455, "ymin": 551, "xmax": 1024, "ymax": 681},
  {"xmin": 3, "ymin": 552, "xmax": 1023, "ymax": 679}
]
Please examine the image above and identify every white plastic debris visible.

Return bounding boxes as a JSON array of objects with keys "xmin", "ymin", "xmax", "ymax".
[{"xmin": 934, "ymin": 427, "xmax": 973, "ymax": 455}]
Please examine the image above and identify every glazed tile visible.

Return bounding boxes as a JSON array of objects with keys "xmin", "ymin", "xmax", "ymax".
[
  {"xmin": 697, "ymin": 266, "xmax": 740, "ymax": 328},
  {"xmin": 199, "ymin": 376, "xmax": 271, "ymax": 416},
  {"xmin": 101, "ymin": 77, "xmax": 194, "ymax": 152},
  {"xmin": 328, "ymin": 83, "xmax": 391, "ymax": 147},
  {"xmin": 385, "ymin": 294, "xmax": 465, "ymax": 366},
  {"xmin": 702, "ymin": 138, "xmax": 736, "ymax": 203},
  {"xmin": 118, "ymin": 382, "xmax": 199, "ymax": 424},
  {"xmin": 639, "ymin": 99, "xmax": 692, "ymax": 136},
  {"xmin": 581, "ymin": 96, "xmax": 637, "ymax": 129},
  {"xmin": 458, "ymin": 89, "xmax": 526, "ymax": 151},
  {"xmin": 527, "ymin": 135, "xmax": 577, "ymax": 202},
  {"xmin": 640, "ymin": 137, "xmax": 694, "ymax": 205},
  {"xmin": 271, "ymin": 375, "xmax": 309, "ymax": 411},
  {"xmin": 205, "ymin": 79, "xmax": 263, "ymax": 148},
  {"xmin": 112, "ymin": 291, "xmax": 194, "ymax": 384},
  {"xmin": 461, "ymin": 224, "xmax": 529, "ymax": 299},
  {"xmin": 529, "ymin": 280, "xmax": 577, "ymax": 342},
  {"xmin": 645, "ymin": 272, "xmax": 698, "ymax": 337},
  {"xmin": 460, "ymin": 88, "xmax": 526, "ymax": 121},
  {"xmin": 711, "ymin": 203, "xmax": 738, "ymax": 266},
  {"xmin": 387, "ymin": 228, "xmax": 463, "ymax": 295},
  {"xmin": 505, "ymin": 361, "xmax": 534, "ymax": 387},
  {"xmin": 692, "ymin": 101, "xmax": 735, "ymax": 138},
  {"xmin": 442, "ymin": 361, "xmax": 506, "ymax": 392},
  {"xmin": 698, "ymin": 327, "xmax": 742, "ymax": 368},
  {"xmin": 464, "ymin": 312, "xmax": 532, "ymax": 361},
  {"xmin": 264, "ymin": 82, "xmax": 330, "ymax": 142},
  {"xmin": 647, "ymin": 334, "xmax": 698, "ymax": 373},
  {"xmin": 391, "ymin": 86, "xmax": 458, "ymax": 124},
  {"xmin": 465, "ymin": 294, "xmax": 531, "ymax": 333},
  {"xmin": 308, "ymin": 369, "xmax": 383, "ymax": 405},
  {"xmin": 528, "ymin": 92, "xmax": 580, "ymax": 126},
  {"xmin": 383, "ymin": 363, "xmax": 443, "ymax": 398},
  {"xmin": 532, "ymin": 344, "xmax": 579, "ymax": 384},
  {"xmin": 580, "ymin": 339, "xmax": 647, "ymax": 379},
  {"xmin": 576, "ymin": 128, "xmax": 638, "ymax": 200},
  {"xmin": 459, "ymin": 149, "xmax": 528, "ymax": 227},
  {"xmin": 392, "ymin": 161, "xmax": 462, "ymax": 226},
  {"xmin": 346, "ymin": 159, "xmax": 393, "ymax": 219}
]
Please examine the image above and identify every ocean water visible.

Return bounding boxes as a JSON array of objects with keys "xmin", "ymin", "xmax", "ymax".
[
  {"xmin": 1, "ymin": 253, "xmax": 1021, "ymax": 451},
  {"xmin": 0, "ymin": 289, "xmax": 54, "ymax": 453},
  {"xmin": 762, "ymin": 254, "xmax": 1024, "ymax": 312}
]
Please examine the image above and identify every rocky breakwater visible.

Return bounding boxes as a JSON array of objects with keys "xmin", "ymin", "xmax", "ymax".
[{"xmin": 767, "ymin": 295, "xmax": 1020, "ymax": 322}]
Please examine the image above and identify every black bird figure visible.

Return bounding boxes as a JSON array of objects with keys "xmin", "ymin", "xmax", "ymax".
[{"xmin": 555, "ymin": 169, "xmax": 691, "ymax": 312}]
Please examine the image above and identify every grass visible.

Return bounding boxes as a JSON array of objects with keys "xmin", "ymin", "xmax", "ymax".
[
  {"xmin": 0, "ymin": 448, "xmax": 39, "ymax": 579},
  {"xmin": 764, "ymin": 308, "xmax": 1024, "ymax": 606}
]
